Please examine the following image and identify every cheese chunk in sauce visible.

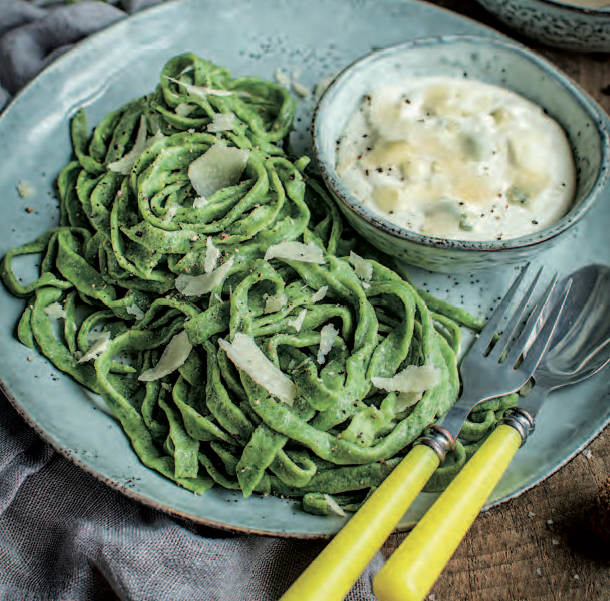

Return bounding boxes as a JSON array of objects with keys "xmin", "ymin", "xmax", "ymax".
[{"xmin": 336, "ymin": 77, "xmax": 576, "ymax": 242}]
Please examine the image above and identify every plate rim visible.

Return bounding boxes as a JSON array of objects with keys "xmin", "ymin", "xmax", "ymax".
[{"xmin": 1, "ymin": 0, "xmax": 609, "ymax": 538}]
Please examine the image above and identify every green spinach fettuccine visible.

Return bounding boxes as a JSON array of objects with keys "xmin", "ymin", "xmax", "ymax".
[{"xmin": 1, "ymin": 54, "xmax": 515, "ymax": 515}]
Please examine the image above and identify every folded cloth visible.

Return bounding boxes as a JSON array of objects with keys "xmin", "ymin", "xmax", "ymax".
[
  {"xmin": 0, "ymin": 2, "xmax": 385, "ymax": 599},
  {"xmin": 0, "ymin": 0, "xmax": 125, "ymax": 97}
]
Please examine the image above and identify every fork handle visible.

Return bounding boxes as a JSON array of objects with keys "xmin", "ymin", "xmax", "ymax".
[
  {"xmin": 373, "ymin": 425, "xmax": 522, "ymax": 601},
  {"xmin": 279, "ymin": 445, "xmax": 440, "ymax": 601}
]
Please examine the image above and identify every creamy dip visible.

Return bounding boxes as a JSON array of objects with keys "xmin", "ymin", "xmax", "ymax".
[{"xmin": 336, "ymin": 77, "xmax": 576, "ymax": 241}]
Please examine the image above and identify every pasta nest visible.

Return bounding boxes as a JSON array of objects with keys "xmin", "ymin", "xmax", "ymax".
[{"xmin": 0, "ymin": 54, "xmax": 516, "ymax": 515}]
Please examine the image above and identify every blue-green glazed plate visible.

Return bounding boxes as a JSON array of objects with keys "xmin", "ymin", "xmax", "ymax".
[{"xmin": 0, "ymin": 0, "xmax": 608, "ymax": 537}]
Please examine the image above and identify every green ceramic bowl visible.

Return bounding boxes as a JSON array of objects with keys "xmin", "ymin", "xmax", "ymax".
[
  {"xmin": 475, "ymin": 0, "xmax": 610, "ymax": 53},
  {"xmin": 312, "ymin": 35, "xmax": 610, "ymax": 273}
]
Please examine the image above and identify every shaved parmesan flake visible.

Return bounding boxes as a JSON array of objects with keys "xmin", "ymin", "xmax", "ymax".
[
  {"xmin": 265, "ymin": 242, "xmax": 325, "ymax": 264},
  {"xmin": 395, "ymin": 391, "xmax": 423, "ymax": 412},
  {"xmin": 188, "ymin": 141, "xmax": 250, "ymax": 198},
  {"xmin": 292, "ymin": 81, "xmax": 312, "ymax": 99},
  {"xmin": 44, "ymin": 302, "xmax": 67, "ymax": 320},
  {"xmin": 311, "ymin": 285, "xmax": 328, "ymax": 303},
  {"xmin": 350, "ymin": 252, "xmax": 373, "ymax": 286},
  {"xmin": 165, "ymin": 76, "xmax": 235, "ymax": 98},
  {"xmin": 204, "ymin": 236, "xmax": 221, "ymax": 273},
  {"xmin": 324, "ymin": 494, "xmax": 347, "ymax": 517},
  {"xmin": 371, "ymin": 365, "xmax": 440, "ymax": 392},
  {"xmin": 287, "ymin": 308, "xmax": 307, "ymax": 332},
  {"xmin": 218, "ymin": 333, "xmax": 296, "ymax": 405},
  {"xmin": 162, "ymin": 205, "xmax": 178, "ymax": 224},
  {"xmin": 317, "ymin": 324, "xmax": 338, "ymax": 364},
  {"xmin": 175, "ymin": 103, "xmax": 196, "ymax": 117},
  {"xmin": 126, "ymin": 304, "xmax": 145, "ymax": 321},
  {"xmin": 324, "ymin": 493, "xmax": 346, "ymax": 518},
  {"xmin": 264, "ymin": 293, "xmax": 287, "ymax": 314},
  {"xmin": 78, "ymin": 331, "xmax": 111, "ymax": 363},
  {"xmin": 17, "ymin": 180, "xmax": 34, "ymax": 198},
  {"xmin": 372, "ymin": 365, "xmax": 440, "ymax": 412},
  {"xmin": 175, "ymin": 257, "xmax": 234, "ymax": 296},
  {"xmin": 193, "ymin": 196, "xmax": 208, "ymax": 209},
  {"xmin": 208, "ymin": 113, "xmax": 236, "ymax": 133},
  {"xmin": 138, "ymin": 330, "xmax": 192, "ymax": 381},
  {"xmin": 108, "ymin": 116, "xmax": 148, "ymax": 175},
  {"xmin": 146, "ymin": 129, "xmax": 165, "ymax": 145},
  {"xmin": 274, "ymin": 68, "xmax": 291, "ymax": 87}
]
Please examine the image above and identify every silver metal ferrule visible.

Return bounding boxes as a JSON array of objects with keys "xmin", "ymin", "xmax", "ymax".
[
  {"xmin": 499, "ymin": 407, "xmax": 536, "ymax": 446},
  {"xmin": 415, "ymin": 425, "xmax": 455, "ymax": 465}
]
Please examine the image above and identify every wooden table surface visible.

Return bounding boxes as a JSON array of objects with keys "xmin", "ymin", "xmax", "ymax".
[{"xmin": 381, "ymin": 2, "xmax": 610, "ymax": 600}]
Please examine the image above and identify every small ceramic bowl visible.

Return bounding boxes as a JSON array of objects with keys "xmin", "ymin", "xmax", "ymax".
[
  {"xmin": 311, "ymin": 35, "xmax": 610, "ymax": 273},
  {"xmin": 476, "ymin": 0, "xmax": 610, "ymax": 53}
]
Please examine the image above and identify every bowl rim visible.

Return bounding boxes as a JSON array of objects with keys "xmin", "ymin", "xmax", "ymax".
[
  {"xmin": 501, "ymin": 0, "xmax": 610, "ymax": 16},
  {"xmin": 311, "ymin": 34, "xmax": 610, "ymax": 254}
]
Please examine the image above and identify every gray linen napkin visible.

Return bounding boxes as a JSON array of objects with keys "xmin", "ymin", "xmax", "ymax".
[{"xmin": 0, "ymin": 2, "xmax": 384, "ymax": 599}]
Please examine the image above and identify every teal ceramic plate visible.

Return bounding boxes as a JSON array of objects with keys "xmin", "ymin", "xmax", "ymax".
[{"xmin": 0, "ymin": 0, "xmax": 609, "ymax": 538}]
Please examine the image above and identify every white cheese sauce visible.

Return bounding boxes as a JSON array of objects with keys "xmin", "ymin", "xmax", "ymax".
[{"xmin": 336, "ymin": 77, "xmax": 576, "ymax": 241}]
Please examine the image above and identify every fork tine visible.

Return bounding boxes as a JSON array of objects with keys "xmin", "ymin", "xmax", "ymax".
[
  {"xmin": 517, "ymin": 278, "xmax": 571, "ymax": 375},
  {"xmin": 487, "ymin": 266, "xmax": 543, "ymax": 362},
  {"xmin": 470, "ymin": 263, "xmax": 532, "ymax": 355},
  {"xmin": 503, "ymin": 274, "xmax": 558, "ymax": 367}
]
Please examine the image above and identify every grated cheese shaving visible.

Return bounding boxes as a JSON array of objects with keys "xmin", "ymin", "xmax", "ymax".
[
  {"xmin": 372, "ymin": 365, "xmax": 440, "ymax": 411},
  {"xmin": 317, "ymin": 324, "xmax": 338, "ymax": 364},
  {"xmin": 138, "ymin": 330, "xmax": 192, "ymax": 381},
  {"xmin": 208, "ymin": 113, "xmax": 236, "ymax": 133},
  {"xmin": 162, "ymin": 205, "xmax": 178, "ymax": 224},
  {"xmin": 126, "ymin": 304, "xmax": 145, "ymax": 320},
  {"xmin": 292, "ymin": 81, "xmax": 312, "ymax": 99},
  {"xmin": 175, "ymin": 103, "xmax": 196, "ymax": 117},
  {"xmin": 350, "ymin": 252, "xmax": 373, "ymax": 286},
  {"xmin": 371, "ymin": 365, "xmax": 440, "ymax": 392},
  {"xmin": 218, "ymin": 333, "xmax": 296, "ymax": 405},
  {"xmin": 188, "ymin": 140, "xmax": 250, "ymax": 199},
  {"xmin": 165, "ymin": 76, "xmax": 236, "ymax": 98},
  {"xmin": 108, "ymin": 116, "xmax": 148, "ymax": 175},
  {"xmin": 324, "ymin": 494, "xmax": 346, "ymax": 517},
  {"xmin": 287, "ymin": 308, "xmax": 307, "ymax": 332},
  {"xmin": 78, "ymin": 331, "xmax": 111, "ymax": 363},
  {"xmin": 175, "ymin": 257, "xmax": 234, "ymax": 296},
  {"xmin": 265, "ymin": 241, "xmax": 325, "ymax": 264},
  {"xmin": 311, "ymin": 285, "xmax": 328, "ymax": 303},
  {"xmin": 204, "ymin": 236, "xmax": 221, "ymax": 273},
  {"xmin": 264, "ymin": 293, "xmax": 287, "ymax": 314},
  {"xmin": 44, "ymin": 301, "xmax": 67, "ymax": 320},
  {"xmin": 17, "ymin": 180, "xmax": 34, "ymax": 199},
  {"xmin": 274, "ymin": 68, "xmax": 291, "ymax": 87}
]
